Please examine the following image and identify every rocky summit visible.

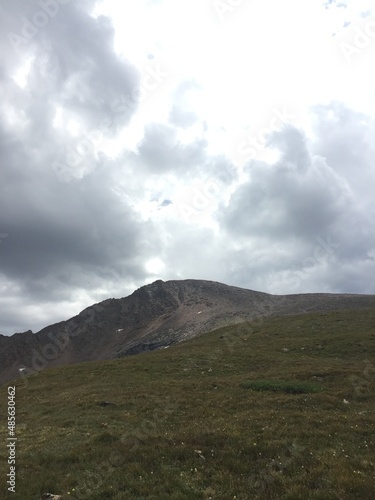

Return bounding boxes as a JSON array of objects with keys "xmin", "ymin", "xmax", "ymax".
[{"xmin": 1, "ymin": 279, "xmax": 374, "ymax": 385}]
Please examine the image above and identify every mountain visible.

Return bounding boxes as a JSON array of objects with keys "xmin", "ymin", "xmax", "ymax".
[{"xmin": 1, "ymin": 279, "xmax": 374, "ymax": 385}]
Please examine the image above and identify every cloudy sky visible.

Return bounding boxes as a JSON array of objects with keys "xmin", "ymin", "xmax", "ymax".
[{"xmin": 0, "ymin": 0, "xmax": 374, "ymax": 335}]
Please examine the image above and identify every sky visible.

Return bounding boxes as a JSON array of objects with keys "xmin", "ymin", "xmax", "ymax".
[{"xmin": 0, "ymin": 0, "xmax": 374, "ymax": 335}]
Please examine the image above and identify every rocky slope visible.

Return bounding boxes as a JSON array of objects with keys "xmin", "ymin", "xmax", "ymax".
[{"xmin": 1, "ymin": 279, "xmax": 374, "ymax": 385}]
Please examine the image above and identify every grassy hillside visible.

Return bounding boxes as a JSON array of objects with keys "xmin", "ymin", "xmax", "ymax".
[{"xmin": 1, "ymin": 308, "xmax": 375, "ymax": 499}]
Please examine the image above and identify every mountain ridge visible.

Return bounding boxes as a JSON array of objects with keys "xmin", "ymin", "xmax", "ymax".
[{"xmin": 1, "ymin": 278, "xmax": 374, "ymax": 385}]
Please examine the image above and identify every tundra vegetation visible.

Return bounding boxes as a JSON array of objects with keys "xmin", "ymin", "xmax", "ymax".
[{"xmin": 0, "ymin": 308, "xmax": 375, "ymax": 499}]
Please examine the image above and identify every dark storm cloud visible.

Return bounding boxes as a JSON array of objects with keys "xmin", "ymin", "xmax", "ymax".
[
  {"xmin": 220, "ymin": 126, "xmax": 350, "ymax": 240},
  {"xmin": 217, "ymin": 115, "xmax": 374, "ymax": 293},
  {"xmin": 0, "ymin": 159, "xmax": 160, "ymax": 333},
  {"xmin": 0, "ymin": 162, "xmax": 154, "ymax": 286},
  {"xmin": 0, "ymin": 0, "xmax": 161, "ymax": 334},
  {"xmin": 1, "ymin": 0, "xmax": 140, "ymax": 134}
]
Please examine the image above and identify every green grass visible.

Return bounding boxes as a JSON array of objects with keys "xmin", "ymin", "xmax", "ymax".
[{"xmin": 0, "ymin": 307, "xmax": 375, "ymax": 499}]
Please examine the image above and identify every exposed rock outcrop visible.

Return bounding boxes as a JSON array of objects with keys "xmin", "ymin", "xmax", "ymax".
[{"xmin": 1, "ymin": 279, "xmax": 374, "ymax": 385}]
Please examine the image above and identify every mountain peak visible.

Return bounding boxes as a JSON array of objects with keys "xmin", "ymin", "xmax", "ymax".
[{"xmin": 1, "ymin": 279, "xmax": 374, "ymax": 386}]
